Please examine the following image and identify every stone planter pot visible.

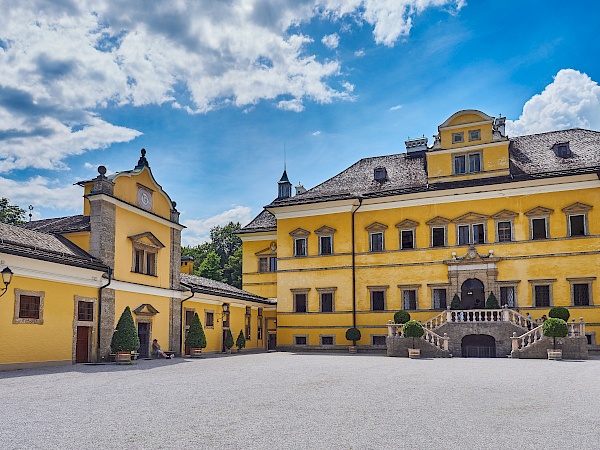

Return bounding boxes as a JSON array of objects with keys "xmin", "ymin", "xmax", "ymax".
[
  {"xmin": 115, "ymin": 351, "xmax": 132, "ymax": 364},
  {"xmin": 408, "ymin": 348, "xmax": 421, "ymax": 359},
  {"xmin": 225, "ymin": 348, "xmax": 232, "ymax": 354},
  {"xmin": 547, "ymin": 349, "xmax": 562, "ymax": 360},
  {"xmin": 348, "ymin": 346, "xmax": 357, "ymax": 354},
  {"xmin": 190, "ymin": 348, "xmax": 203, "ymax": 358}
]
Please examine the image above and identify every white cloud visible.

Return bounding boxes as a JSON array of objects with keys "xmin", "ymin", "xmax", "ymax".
[
  {"xmin": 342, "ymin": 81, "xmax": 355, "ymax": 92},
  {"xmin": 0, "ymin": 176, "xmax": 83, "ymax": 212},
  {"xmin": 389, "ymin": 104, "xmax": 403, "ymax": 111},
  {"xmin": 182, "ymin": 206, "xmax": 253, "ymax": 246},
  {"xmin": 506, "ymin": 69, "xmax": 600, "ymax": 136},
  {"xmin": 322, "ymin": 33, "xmax": 340, "ymax": 49},
  {"xmin": 311, "ymin": 130, "xmax": 322, "ymax": 136},
  {"xmin": 354, "ymin": 49, "xmax": 366, "ymax": 57}
]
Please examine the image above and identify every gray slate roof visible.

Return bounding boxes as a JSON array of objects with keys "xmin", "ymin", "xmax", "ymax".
[
  {"xmin": 238, "ymin": 209, "xmax": 276, "ymax": 234},
  {"xmin": 180, "ymin": 273, "xmax": 274, "ymax": 304},
  {"xmin": 21, "ymin": 215, "xmax": 90, "ymax": 233},
  {"xmin": 0, "ymin": 222, "xmax": 106, "ymax": 271}
]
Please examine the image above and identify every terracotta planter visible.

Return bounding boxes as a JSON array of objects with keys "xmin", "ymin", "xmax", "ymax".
[
  {"xmin": 115, "ymin": 351, "xmax": 132, "ymax": 364},
  {"xmin": 547, "ymin": 349, "xmax": 562, "ymax": 360},
  {"xmin": 190, "ymin": 348, "xmax": 203, "ymax": 358},
  {"xmin": 408, "ymin": 348, "xmax": 421, "ymax": 359},
  {"xmin": 348, "ymin": 346, "xmax": 357, "ymax": 354}
]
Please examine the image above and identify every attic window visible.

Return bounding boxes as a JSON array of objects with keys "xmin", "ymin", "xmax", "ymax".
[
  {"xmin": 374, "ymin": 167, "xmax": 387, "ymax": 182},
  {"xmin": 553, "ymin": 142, "xmax": 571, "ymax": 158}
]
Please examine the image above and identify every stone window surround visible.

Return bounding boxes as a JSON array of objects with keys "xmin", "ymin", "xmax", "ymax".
[
  {"xmin": 371, "ymin": 334, "xmax": 388, "ymax": 346},
  {"xmin": 367, "ymin": 285, "xmax": 388, "ymax": 311},
  {"xmin": 453, "ymin": 151, "xmax": 482, "ymax": 175},
  {"xmin": 562, "ymin": 202, "xmax": 592, "ymax": 237},
  {"xmin": 204, "ymin": 309, "xmax": 215, "ymax": 329},
  {"xmin": 492, "ymin": 210, "xmax": 518, "ymax": 242},
  {"xmin": 452, "ymin": 212, "xmax": 489, "ymax": 246},
  {"xmin": 316, "ymin": 287, "xmax": 337, "ymax": 313},
  {"xmin": 290, "ymin": 228, "xmax": 310, "ymax": 257},
  {"xmin": 427, "ymin": 283, "xmax": 450, "ymax": 310},
  {"xmin": 319, "ymin": 334, "xmax": 336, "ymax": 346},
  {"xmin": 129, "ymin": 232, "xmax": 165, "ymax": 277},
  {"xmin": 566, "ymin": 277, "xmax": 596, "ymax": 307},
  {"xmin": 366, "ymin": 222, "xmax": 388, "ymax": 252},
  {"xmin": 291, "ymin": 288, "xmax": 310, "ymax": 313},
  {"xmin": 426, "ymin": 216, "xmax": 450, "ymax": 248},
  {"xmin": 72, "ymin": 295, "xmax": 98, "ymax": 362},
  {"xmin": 525, "ymin": 206, "xmax": 553, "ymax": 240},
  {"xmin": 398, "ymin": 284, "xmax": 420, "ymax": 310},
  {"xmin": 528, "ymin": 278, "xmax": 557, "ymax": 307},
  {"xmin": 468, "ymin": 129, "xmax": 481, "ymax": 141},
  {"xmin": 134, "ymin": 315, "xmax": 153, "ymax": 356},
  {"xmin": 293, "ymin": 334, "xmax": 309, "ymax": 346},
  {"xmin": 396, "ymin": 219, "xmax": 419, "ymax": 250},
  {"xmin": 497, "ymin": 280, "xmax": 520, "ymax": 308},
  {"xmin": 452, "ymin": 131, "xmax": 464, "ymax": 144},
  {"xmin": 13, "ymin": 288, "xmax": 45, "ymax": 325},
  {"xmin": 315, "ymin": 226, "xmax": 336, "ymax": 255}
]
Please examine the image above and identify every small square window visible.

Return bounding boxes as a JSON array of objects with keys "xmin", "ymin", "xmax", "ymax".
[
  {"xmin": 372, "ymin": 335, "xmax": 387, "ymax": 346},
  {"xmin": 294, "ymin": 336, "xmax": 307, "ymax": 345},
  {"xmin": 371, "ymin": 291, "xmax": 385, "ymax": 311},
  {"xmin": 294, "ymin": 238, "xmax": 307, "ymax": 256},
  {"xmin": 497, "ymin": 221, "xmax": 512, "ymax": 242},
  {"xmin": 432, "ymin": 227, "xmax": 445, "ymax": 247},
  {"xmin": 78, "ymin": 301, "xmax": 94, "ymax": 322},
  {"xmin": 320, "ymin": 235, "xmax": 333, "ymax": 255},
  {"xmin": 320, "ymin": 336, "xmax": 334, "ymax": 346},
  {"xmin": 374, "ymin": 167, "xmax": 388, "ymax": 182},
  {"xmin": 400, "ymin": 230, "xmax": 414, "ymax": 250},
  {"xmin": 569, "ymin": 215, "xmax": 585, "ymax": 236},
  {"xmin": 532, "ymin": 218, "xmax": 547, "ymax": 240},
  {"xmin": 469, "ymin": 129, "xmax": 481, "ymax": 141},
  {"xmin": 294, "ymin": 293, "xmax": 307, "ymax": 313},
  {"xmin": 452, "ymin": 132, "xmax": 464, "ymax": 144},
  {"xmin": 454, "ymin": 155, "xmax": 466, "ymax": 174},
  {"xmin": 370, "ymin": 232, "xmax": 384, "ymax": 252}
]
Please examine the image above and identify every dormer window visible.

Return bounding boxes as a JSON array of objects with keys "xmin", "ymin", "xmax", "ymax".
[
  {"xmin": 469, "ymin": 129, "xmax": 481, "ymax": 141},
  {"xmin": 553, "ymin": 142, "xmax": 571, "ymax": 158},
  {"xmin": 452, "ymin": 132, "xmax": 464, "ymax": 144},
  {"xmin": 374, "ymin": 167, "xmax": 387, "ymax": 182}
]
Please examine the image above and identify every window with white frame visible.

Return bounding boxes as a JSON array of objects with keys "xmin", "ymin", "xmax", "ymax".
[
  {"xmin": 290, "ymin": 228, "xmax": 310, "ymax": 257},
  {"xmin": 562, "ymin": 203, "xmax": 591, "ymax": 238},
  {"xmin": 454, "ymin": 152, "xmax": 481, "ymax": 175},
  {"xmin": 400, "ymin": 229, "xmax": 414, "ymax": 249},
  {"xmin": 457, "ymin": 223, "xmax": 485, "ymax": 245},
  {"xmin": 366, "ymin": 223, "xmax": 387, "ymax": 252},
  {"xmin": 525, "ymin": 207, "xmax": 553, "ymax": 240}
]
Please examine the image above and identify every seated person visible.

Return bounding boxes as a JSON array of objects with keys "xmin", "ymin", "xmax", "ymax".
[{"xmin": 152, "ymin": 339, "xmax": 174, "ymax": 359}]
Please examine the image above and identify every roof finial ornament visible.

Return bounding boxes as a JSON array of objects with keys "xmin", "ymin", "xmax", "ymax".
[{"xmin": 135, "ymin": 148, "xmax": 149, "ymax": 170}]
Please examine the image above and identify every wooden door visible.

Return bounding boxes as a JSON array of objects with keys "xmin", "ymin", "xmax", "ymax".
[
  {"xmin": 184, "ymin": 310, "xmax": 195, "ymax": 355},
  {"xmin": 268, "ymin": 332, "xmax": 277, "ymax": 351},
  {"xmin": 138, "ymin": 323, "xmax": 150, "ymax": 358},
  {"xmin": 76, "ymin": 326, "xmax": 90, "ymax": 363}
]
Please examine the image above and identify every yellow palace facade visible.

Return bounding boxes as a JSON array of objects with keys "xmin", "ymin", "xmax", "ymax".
[
  {"xmin": 0, "ymin": 151, "xmax": 274, "ymax": 370},
  {"xmin": 240, "ymin": 110, "xmax": 600, "ymax": 352}
]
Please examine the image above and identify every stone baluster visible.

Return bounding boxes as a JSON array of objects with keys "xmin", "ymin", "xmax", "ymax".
[
  {"xmin": 443, "ymin": 333, "xmax": 449, "ymax": 351},
  {"xmin": 511, "ymin": 332, "xmax": 519, "ymax": 351}
]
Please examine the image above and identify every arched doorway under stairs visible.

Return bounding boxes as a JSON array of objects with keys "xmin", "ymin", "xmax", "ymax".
[{"xmin": 461, "ymin": 334, "xmax": 496, "ymax": 358}]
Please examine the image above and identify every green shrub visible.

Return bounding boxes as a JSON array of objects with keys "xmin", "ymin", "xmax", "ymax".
[
  {"xmin": 345, "ymin": 327, "xmax": 361, "ymax": 345},
  {"xmin": 542, "ymin": 318, "xmax": 568, "ymax": 349},
  {"xmin": 485, "ymin": 292, "xmax": 499, "ymax": 309},
  {"xmin": 394, "ymin": 310, "xmax": 411, "ymax": 324},
  {"xmin": 185, "ymin": 313, "xmax": 207, "ymax": 349},
  {"xmin": 402, "ymin": 320, "xmax": 425, "ymax": 349},
  {"xmin": 548, "ymin": 306, "xmax": 570, "ymax": 322},
  {"xmin": 450, "ymin": 294, "xmax": 462, "ymax": 310},
  {"xmin": 111, "ymin": 306, "xmax": 140, "ymax": 353},
  {"xmin": 236, "ymin": 330, "xmax": 246, "ymax": 349},
  {"xmin": 224, "ymin": 329, "xmax": 234, "ymax": 350}
]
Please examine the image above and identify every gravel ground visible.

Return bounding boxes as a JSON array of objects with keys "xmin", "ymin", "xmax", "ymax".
[{"xmin": 0, "ymin": 353, "xmax": 598, "ymax": 450}]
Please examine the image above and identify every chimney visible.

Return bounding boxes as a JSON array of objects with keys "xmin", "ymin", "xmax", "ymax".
[
  {"xmin": 405, "ymin": 136, "xmax": 428, "ymax": 157},
  {"xmin": 295, "ymin": 183, "xmax": 307, "ymax": 195}
]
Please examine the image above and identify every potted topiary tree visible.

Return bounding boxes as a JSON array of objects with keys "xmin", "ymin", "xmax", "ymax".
[
  {"xmin": 450, "ymin": 294, "xmax": 462, "ymax": 310},
  {"xmin": 403, "ymin": 320, "xmax": 425, "ymax": 358},
  {"xmin": 485, "ymin": 292, "xmax": 499, "ymax": 309},
  {"xmin": 236, "ymin": 330, "xmax": 246, "ymax": 353},
  {"xmin": 394, "ymin": 310, "xmax": 411, "ymax": 325},
  {"xmin": 346, "ymin": 327, "xmax": 361, "ymax": 353},
  {"xmin": 111, "ymin": 306, "xmax": 140, "ymax": 364},
  {"xmin": 549, "ymin": 306, "xmax": 570, "ymax": 322},
  {"xmin": 185, "ymin": 313, "xmax": 207, "ymax": 358},
  {"xmin": 542, "ymin": 317, "xmax": 568, "ymax": 360},
  {"xmin": 224, "ymin": 329, "xmax": 234, "ymax": 354}
]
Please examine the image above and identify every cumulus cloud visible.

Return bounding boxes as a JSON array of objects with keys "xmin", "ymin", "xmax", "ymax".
[
  {"xmin": 354, "ymin": 49, "xmax": 366, "ymax": 57},
  {"xmin": 182, "ymin": 206, "xmax": 253, "ymax": 246},
  {"xmin": 322, "ymin": 33, "xmax": 340, "ymax": 49},
  {"xmin": 0, "ymin": 176, "xmax": 83, "ymax": 212},
  {"xmin": 506, "ymin": 69, "xmax": 600, "ymax": 136}
]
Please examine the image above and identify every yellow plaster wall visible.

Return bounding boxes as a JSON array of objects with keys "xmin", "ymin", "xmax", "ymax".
[
  {"xmin": 63, "ymin": 232, "xmax": 91, "ymax": 253},
  {"xmin": 427, "ymin": 143, "xmax": 510, "ymax": 181},
  {"xmin": 241, "ymin": 238, "xmax": 278, "ymax": 298},
  {"xmin": 113, "ymin": 168, "xmax": 172, "ymax": 220}
]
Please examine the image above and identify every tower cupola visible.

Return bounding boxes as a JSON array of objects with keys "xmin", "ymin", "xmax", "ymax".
[{"xmin": 278, "ymin": 170, "xmax": 292, "ymax": 199}]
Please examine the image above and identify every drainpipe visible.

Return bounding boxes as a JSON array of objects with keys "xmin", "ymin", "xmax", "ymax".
[
  {"xmin": 97, "ymin": 267, "xmax": 112, "ymax": 360},
  {"xmin": 179, "ymin": 288, "xmax": 196, "ymax": 354},
  {"xmin": 351, "ymin": 197, "xmax": 363, "ymax": 329}
]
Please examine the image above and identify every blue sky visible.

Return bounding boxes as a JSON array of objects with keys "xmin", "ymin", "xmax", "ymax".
[{"xmin": 1, "ymin": 1, "xmax": 600, "ymax": 245}]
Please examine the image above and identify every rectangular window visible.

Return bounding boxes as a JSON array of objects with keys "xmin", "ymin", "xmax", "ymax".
[
  {"xmin": 185, "ymin": 310, "xmax": 195, "ymax": 327},
  {"xmin": 294, "ymin": 238, "xmax": 307, "ymax": 256},
  {"xmin": 294, "ymin": 293, "xmax": 307, "ymax": 313},
  {"xmin": 320, "ymin": 336, "xmax": 334, "ymax": 346},
  {"xmin": 257, "ymin": 318, "xmax": 263, "ymax": 340},
  {"xmin": 19, "ymin": 295, "xmax": 40, "ymax": 319},
  {"xmin": 497, "ymin": 221, "xmax": 512, "ymax": 242},
  {"xmin": 259, "ymin": 257, "xmax": 268, "ymax": 273},
  {"xmin": 500, "ymin": 287, "xmax": 516, "ymax": 307},
  {"xmin": 402, "ymin": 290, "xmax": 417, "ymax": 310},
  {"xmin": 458, "ymin": 225, "xmax": 470, "ymax": 245},
  {"xmin": 258, "ymin": 308, "xmax": 263, "ymax": 317},
  {"xmin": 433, "ymin": 289, "xmax": 447, "ymax": 309},
  {"xmin": 573, "ymin": 283, "xmax": 590, "ymax": 306},
  {"xmin": 432, "ymin": 227, "xmax": 445, "ymax": 247},
  {"xmin": 472, "ymin": 223, "xmax": 485, "ymax": 244},
  {"xmin": 146, "ymin": 252, "xmax": 156, "ymax": 275},
  {"xmin": 401, "ymin": 230, "xmax": 414, "ymax": 249},
  {"xmin": 372, "ymin": 335, "xmax": 387, "ymax": 346},
  {"xmin": 569, "ymin": 215, "xmax": 585, "ymax": 236},
  {"xmin": 452, "ymin": 132, "xmax": 464, "ymax": 144},
  {"xmin": 321, "ymin": 292, "xmax": 333, "ymax": 312},
  {"xmin": 469, "ymin": 129, "xmax": 481, "ymax": 141},
  {"xmin": 371, "ymin": 291, "xmax": 385, "ymax": 311},
  {"xmin": 370, "ymin": 232, "xmax": 384, "ymax": 252},
  {"xmin": 534, "ymin": 285, "xmax": 550, "ymax": 307},
  {"xmin": 205, "ymin": 311, "xmax": 214, "ymax": 328},
  {"xmin": 320, "ymin": 236, "xmax": 332, "ymax": 255},
  {"xmin": 295, "ymin": 336, "xmax": 307, "ymax": 345},
  {"xmin": 454, "ymin": 155, "xmax": 466, "ymax": 174},
  {"xmin": 77, "ymin": 301, "xmax": 94, "ymax": 322},
  {"xmin": 134, "ymin": 249, "xmax": 143, "ymax": 273},
  {"xmin": 532, "ymin": 218, "xmax": 547, "ymax": 240},
  {"xmin": 269, "ymin": 257, "xmax": 277, "ymax": 272},
  {"xmin": 246, "ymin": 306, "xmax": 251, "ymax": 316},
  {"xmin": 468, "ymin": 153, "xmax": 481, "ymax": 173}
]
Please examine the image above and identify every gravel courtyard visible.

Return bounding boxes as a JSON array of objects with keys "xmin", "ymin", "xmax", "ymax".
[{"xmin": 1, "ymin": 352, "xmax": 598, "ymax": 450}]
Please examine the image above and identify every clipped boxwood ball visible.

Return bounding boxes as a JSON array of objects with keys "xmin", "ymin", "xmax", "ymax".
[
  {"xmin": 394, "ymin": 310, "xmax": 411, "ymax": 324},
  {"xmin": 548, "ymin": 306, "xmax": 570, "ymax": 322}
]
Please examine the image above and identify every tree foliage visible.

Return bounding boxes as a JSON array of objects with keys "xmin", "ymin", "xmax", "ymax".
[
  {"xmin": 110, "ymin": 306, "xmax": 140, "ymax": 353},
  {"xmin": 485, "ymin": 292, "xmax": 499, "ymax": 309},
  {"xmin": 185, "ymin": 313, "xmax": 207, "ymax": 349},
  {"xmin": 402, "ymin": 320, "xmax": 424, "ymax": 349},
  {"xmin": 224, "ymin": 329, "xmax": 234, "ymax": 350},
  {"xmin": 345, "ymin": 327, "xmax": 361, "ymax": 345},
  {"xmin": 394, "ymin": 310, "xmax": 411, "ymax": 324},
  {"xmin": 549, "ymin": 306, "xmax": 570, "ymax": 322},
  {"xmin": 0, "ymin": 198, "xmax": 26, "ymax": 225},
  {"xmin": 199, "ymin": 250, "xmax": 223, "ymax": 280},
  {"xmin": 542, "ymin": 318, "xmax": 568, "ymax": 349},
  {"xmin": 236, "ymin": 330, "xmax": 246, "ymax": 349},
  {"xmin": 450, "ymin": 294, "xmax": 462, "ymax": 310}
]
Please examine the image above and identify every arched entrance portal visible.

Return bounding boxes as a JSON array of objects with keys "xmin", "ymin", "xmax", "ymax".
[
  {"xmin": 461, "ymin": 278, "xmax": 485, "ymax": 309},
  {"xmin": 461, "ymin": 334, "xmax": 496, "ymax": 358}
]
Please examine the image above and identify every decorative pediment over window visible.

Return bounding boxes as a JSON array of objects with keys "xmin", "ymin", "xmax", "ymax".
[
  {"xmin": 256, "ymin": 246, "xmax": 277, "ymax": 256},
  {"xmin": 133, "ymin": 303, "xmax": 159, "ymax": 316},
  {"xmin": 289, "ymin": 228, "xmax": 310, "ymax": 237},
  {"xmin": 426, "ymin": 216, "xmax": 451, "ymax": 226},
  {"xmin": 128, "ymin": 232, "xmax": 165, "ymax": 249},
  {"xmin": 452, "ymin": 212, "xmax": 490, "ymax": 223},
  {"xmin": 365, "ymin": 222, "xmax": 388, "ymax": 232},
  {"xmin": 561, "ymin": 202, "xmax": 592, "ymax": 214},
  {"xmin": 524, "ymin": 206, "xmax": 554, "ymax": 217},
  {"xmin": 314, "ymin": 225, "xmax": 336, "ymax": 235},
  {"xmin": 491, "ymin": 209, "xmax": 519, "ymax": 220},
  {"xmin": 395, "ymin": 219, "xmax": 419, "ymax": 229}
]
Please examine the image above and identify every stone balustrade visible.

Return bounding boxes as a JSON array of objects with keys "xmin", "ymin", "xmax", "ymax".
[
  {"xmin": 386, "ymin": 323, "xmax": 449, "ymax": 351},
  {"xmin": 511, "ymin": 318, "xmax": 585, "ymax": 351}
]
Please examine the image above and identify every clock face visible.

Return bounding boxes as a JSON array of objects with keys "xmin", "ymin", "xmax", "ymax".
[{"xmin": 137, "ymin": 188, "xmax": 153, "ymax": 211}]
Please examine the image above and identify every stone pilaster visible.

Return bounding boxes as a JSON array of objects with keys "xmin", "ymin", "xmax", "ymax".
[
  {"xmin": 169, "ymin": 297, "xmax": 182, "ymax": 355},
  {"xmin": 89, "ymin": 199, "xmax": 116, "ymax": 268},
  {"xmin": 98, "ymin": 287, "xmax": 116, "ymax": 361}
]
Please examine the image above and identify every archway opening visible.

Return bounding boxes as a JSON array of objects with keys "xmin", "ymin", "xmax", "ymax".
[
  {"xmin": 461, "ymin": 334, "xmax": 496, "ymax": 358},
  {"xmin": 461, "ymin": 278, "xmax": 485, "ymax": 309}
]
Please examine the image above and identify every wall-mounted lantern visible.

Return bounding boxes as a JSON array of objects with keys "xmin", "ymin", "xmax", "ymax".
[{"xmin": 0, "ymin": 267, "xmax": 14, "ymax": 297}]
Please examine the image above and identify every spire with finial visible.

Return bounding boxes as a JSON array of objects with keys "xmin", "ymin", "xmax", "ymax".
[
  {"xmin": 278, "ymin": 144, "xmax": 292, "ymax": 199},
  {"xmin": 135, "ymin": 148, "xmax": 149, "ymax": 170}
]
